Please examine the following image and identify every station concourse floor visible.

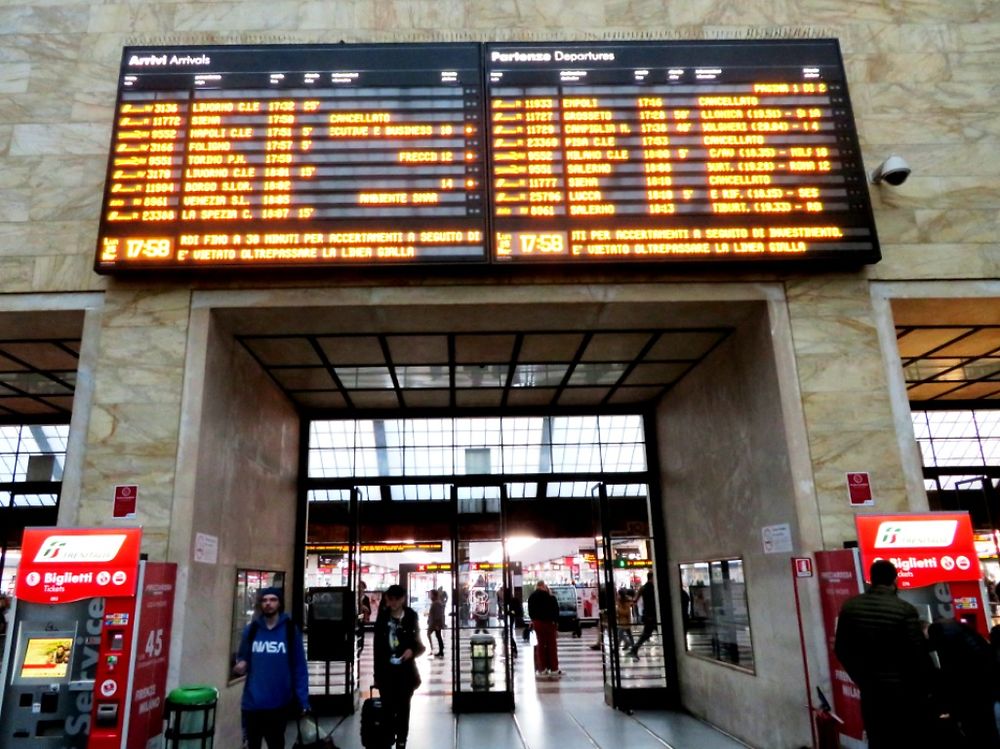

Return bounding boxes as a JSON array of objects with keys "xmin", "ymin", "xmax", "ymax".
[{"xmin": 297, "ymin": 630, "xmax": 750, "ymax": 749}]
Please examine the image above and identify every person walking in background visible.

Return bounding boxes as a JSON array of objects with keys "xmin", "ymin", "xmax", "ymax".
[
  {"xmin": 616, "ymin": 588, "xmax": 636, "ymax": 651},
  {"xmin": 373, "ymin": 584, "xmax": 426, "ymax": 749},
  {"xmin": 232, "ymin": 587, "xmax": 310, "ymax": 749},
  {"xmin": 504, "ymin": 588, "xmax": 524, "ymax": 659},
  {"xmin": 527, "ymin": 580, "xmax": 561, "ymax": 678},
  {"xmin": 834, "ymin": 560, "xmax": 936, "ymax": 749},
  {"xmin": 927, "ymin": 618, "xmax": 1000, "ymax": 747},
  {"xmin": 629, "ymin": 572, "xmax": 658, "ymax": 658},
  {"xmin": 427, "ymin": 588, "xmax": 446, "ymax": 658}
]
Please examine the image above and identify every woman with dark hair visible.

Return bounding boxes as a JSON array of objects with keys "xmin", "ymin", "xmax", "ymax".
[{"xmin": 373, "ymin": 584, "xmax": 426, "ymax": 749}]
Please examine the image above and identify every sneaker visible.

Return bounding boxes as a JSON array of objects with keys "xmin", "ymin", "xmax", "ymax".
[
  {"xmin": 552, "ymin": 669, "xmax": 564, "ymax": 677},
  {"xmin": 588, "ymin": 643, "xmax": 600, "ymax": 651},
  {"xmin": 629, "ymin": 649, "xmax": 639, "ymax": 659}
]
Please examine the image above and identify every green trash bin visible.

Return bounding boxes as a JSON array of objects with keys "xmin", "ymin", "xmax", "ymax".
[{"xmin": 164, "ymin": 685, "xmax": 218, "ymax": 749}]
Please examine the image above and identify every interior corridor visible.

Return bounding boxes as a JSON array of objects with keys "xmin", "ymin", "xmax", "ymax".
[{"xmin": 300, "ymin": 632, "xmax": 749, "ymax": 748}]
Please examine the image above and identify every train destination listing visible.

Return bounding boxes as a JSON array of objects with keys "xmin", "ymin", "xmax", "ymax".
[
  {"xmin": 96, "ymin": 44, "xmax": 487, "ymax": 269},
  {"xmin": 486, "ymin": 41, "xmax": 877, "ymax": 263},
  {"xmin": 94, "ymin": 41, "xmax": 879, "ymax": 271}
]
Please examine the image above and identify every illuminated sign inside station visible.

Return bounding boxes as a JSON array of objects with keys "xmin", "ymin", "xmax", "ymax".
[{"xmin": 95, "ymin": 41, "xmax": 879, "ymax": 272}]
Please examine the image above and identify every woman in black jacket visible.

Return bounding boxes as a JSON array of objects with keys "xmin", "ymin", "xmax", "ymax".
[{"xmin": 373, "ymin": 584, "xmax": 426, "ymax": 749}]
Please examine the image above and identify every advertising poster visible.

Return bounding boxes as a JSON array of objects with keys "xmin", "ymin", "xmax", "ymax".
[
  {"xmin": 815, "ymin": 549, "xmax": 865, "ymax": 743},
  {"xmin": 126, "ymin": 563, "xmax": 177, "ymax": 749}
]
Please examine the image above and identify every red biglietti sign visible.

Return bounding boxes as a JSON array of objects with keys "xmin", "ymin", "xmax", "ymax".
[
  {"xmin": 15, "ymin": 527, "xmax": 143, "ymax": 604},
  {"xmin": 855, "ymin": 513, "xmax": 980, "ymax": 589}
]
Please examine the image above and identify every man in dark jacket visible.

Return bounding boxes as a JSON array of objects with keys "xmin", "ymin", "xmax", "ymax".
[
  {"xmin": 373, "ymin": 584, "xmax": 426, "ymax": 749},
  {"xmin": 834, "ymin": 560, "xmax": 935, "ymax": 749},
  {"xmin": 233, "ymin": 587, "xmax": 310, "ymax": 749},
  {"xmin": 629, "ymin": 572, "xmax": 658, "ymax": 658},
  {"xmin": 527, "ymin": 581, "xmax": 561, "ymax": 677}
]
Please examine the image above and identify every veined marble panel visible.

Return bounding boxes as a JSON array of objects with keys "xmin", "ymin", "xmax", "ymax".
[
  {"xmin": 32, "ymin": 254, "xmax": 104, "ymax": 293},
  {"xmin": 0, "ymin": 259, "xmax": 33, "ymax": 288},
  {"xmin": 786, "ymin": 316, "xmax": 881, "ymax": 357},
  {"xmin": 86, "ymin": 403, "xmax": 183, "ymax": 453},
  {"xmin": 950, "ymin": 52, "xmax": 1000, "ymax": 81},
  {"xmin": 872, "ymin": 244, "xmax": 996, "ymax": 280},
  {"xmin": 839, "ymin": 23, "xmax": 956, "ymax": 54},
  {"xmin": 371, "ymin": 0, "xmax": 471, "ymax": 30},
  {"xmin": 100, "ymin": 289, "xmax": 191, "ymax": 329},
  {"xmin": 955, "ymin": 22, "xmax": 1000, "ymax": 51},
  {"xmin": 915, "ymin": 208, "xmax": 1000, "ymax": 243},
  {"xmin": 0, "ymin": 93, "xmax": 73, "ymax": 124},
  {"xmin": 9, "ymin": 123, "xmax": 109, "ymax": 156},
  {"xmin": 858, "ymin": 112, "xmax": 999, "ymax": 144},
  {"xmin": 0, "ymin": 64, "xmax": 30, "ymax": 94},
  {"xmin": 174, "ymin": 2, "xmax": 300, "ymax": 32},
  {"xmin": 92, "ymin": 341, "xmax": 188, "ymax": 405},
  {"xmin": 802, "ymin": 391, "xmax": 895, "ymax": 432},
  {"xmin": 796, "ymin": 353, "xmax": 891, "ymax": 395},
  {"xmin": 0, "ymin": 189, "xmax": 29, "ymax": 222},
  {"xmin": 87, "ymin": 3, "xmax": 178, "ymax": 34},
  {"xmin": 28, "ymin": 59, "xmax": 119, "ymax": 97},
  {"xmin": 465, "ymin": 0, "xmax": 606, "ymax": 29},
  {"xmin": 0, "ymin": 5, "xmax": 89, "ymax": 36},
  {"xmin": 298, "ymin": 1, "xmax": 363, "ymax": 31}
]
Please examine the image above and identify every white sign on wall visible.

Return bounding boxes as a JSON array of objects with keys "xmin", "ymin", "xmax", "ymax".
[
  {"xmin": 761, "ymin": 523, "xmax": 793, "ymax": 555},
  {"xmin": 194, "ymin": 532, "xmax": 219, "ymax": 564}
]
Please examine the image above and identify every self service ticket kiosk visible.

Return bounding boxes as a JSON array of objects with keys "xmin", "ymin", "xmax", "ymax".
[{"xmin": 0, "ymin": 527, "xmax": 177, "ymax": 748}]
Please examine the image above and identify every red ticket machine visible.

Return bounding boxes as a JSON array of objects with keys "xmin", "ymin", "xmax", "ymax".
[
  {"xmin": 856, "ymin": 512, "xmax": 989, "ymax": 636},
  {"xmin": 0, "ymin": 527, "xmax": 176, "ymax": 749}
]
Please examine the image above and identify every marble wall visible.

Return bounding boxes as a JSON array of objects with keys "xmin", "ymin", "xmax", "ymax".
[
  {"xmin": 167, "ymin": 309, "xmax": 299, "ymax": 747},
  {"xmin": 1, "ymin": 1, "xmax": 998, "ymax": 290},
  {"xmin": 658, "ymin": 305, "xmax": 812, "ymax": 747}
]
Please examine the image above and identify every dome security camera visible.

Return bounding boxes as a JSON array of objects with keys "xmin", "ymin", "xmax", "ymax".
[{"xmin": 870, "ymin": 155, "xmax": 911, "ymax": 186}]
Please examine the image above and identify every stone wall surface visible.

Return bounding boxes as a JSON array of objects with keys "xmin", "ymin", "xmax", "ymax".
[
  {"xmin": 659, "ymin": 307, "xmax": 810, "ymax": 747},
  {"xmin": 0, "ymin": 0, "xmax": 997, "ymax": 290}
]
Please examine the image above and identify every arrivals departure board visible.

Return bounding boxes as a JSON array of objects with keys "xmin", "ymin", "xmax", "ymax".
[
  {"xmin": 96, "ymin": 44, "xmax": 487, "ymax": 270},
  {"xmin": 486, "ymin": 41, "xmax": 876, "ymax": 263},
  {"xmin": 94, "ymin": 41, "xmax": 879, "ymax": 272}
]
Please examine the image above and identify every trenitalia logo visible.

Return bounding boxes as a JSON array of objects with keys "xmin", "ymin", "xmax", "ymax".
[
  {"xmin": 34, "ymin": 534, "xmax": 128, "ymax": 563},
  {"xmin": 874, "ymin": 520, "xmax": 958, "ymax": 549}
]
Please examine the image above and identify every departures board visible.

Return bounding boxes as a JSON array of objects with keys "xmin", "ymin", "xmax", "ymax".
[{"xmin": 94, "ymin": 41, "xmax": 879, "ymax": 272}]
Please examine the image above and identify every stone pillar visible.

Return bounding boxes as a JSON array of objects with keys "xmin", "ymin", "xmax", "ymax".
[
  {"xmin": 785, "ymin": 277, "xmax": 925, "ymax": 549},
  {"xmin": 74, "ymin": 287, "xmax": 192, "ymax": 559}
]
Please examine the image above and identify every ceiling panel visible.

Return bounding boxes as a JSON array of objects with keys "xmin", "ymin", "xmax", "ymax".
[
  {"xmin": 243, "ymin": 338, "xmax": 321, "ymax": 366},
  {"xmin": 896, "ymin": 328, "xmax": 972, "ymax": 359},
  {"xmin": 387, "ymin": 335, "xmax": 448, "ymax": 364},
  {"xmin": 519, "ymin": 334, "xmax": 585, "ymax": 362},
  {"xmin": 934, "ymin": 329, "xmax": 1000, "ymax": 357},
  {"xmin": 581, "ymin": 333, "xmax": 650, "ymax": 362},
  {"xmin": 270, "ymin": 367, "xmax": 335, "ymax": 391},
  {"xmin": 238, "ymin": 326, "xmax": 730, "ymax": 413},
  {"xmin": 318, "ymin": 336, "xmax": 385, "ymax": 366},
  {"xmin": 455, "ymin": 334, "xmax": 515, "ymax": 364},
  {"xmin": 624, "ymin": 362, "xmax": 690, "ymax": 386},
  {"xmin": 456, "ymin": 389, "xmax": 504, "ymax": 408}
]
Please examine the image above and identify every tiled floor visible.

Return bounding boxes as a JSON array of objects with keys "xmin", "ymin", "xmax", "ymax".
[{"xmin": 298, "ymin": 629, "xmax": 750, "ymax": 749}]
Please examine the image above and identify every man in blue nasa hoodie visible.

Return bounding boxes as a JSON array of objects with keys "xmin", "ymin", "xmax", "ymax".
[{"xmin": 233, "ymin": 587, "xmax": 310, "ymax": 749}]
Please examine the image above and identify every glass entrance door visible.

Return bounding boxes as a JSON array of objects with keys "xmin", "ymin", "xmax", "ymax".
[
  {"xmin": 595, "ymin": 482, "xmax": 669, "ymax": 710},
  {"xmin": 451, "ymin": 484, "xmax": 514, "ymax": 712}
]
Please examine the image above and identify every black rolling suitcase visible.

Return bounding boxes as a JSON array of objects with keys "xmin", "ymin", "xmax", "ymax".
[{"xmin": 360, "ymin": 687, "xmax": 392, "ymax": 748}]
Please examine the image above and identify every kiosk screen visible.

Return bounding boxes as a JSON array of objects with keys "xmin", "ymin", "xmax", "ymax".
[{"xmin": 18, "ymin": 637, "xmax": 74, "ymax": 680}]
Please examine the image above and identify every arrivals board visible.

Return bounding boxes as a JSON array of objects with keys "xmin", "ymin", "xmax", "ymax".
[
  {"xmin": 96, "ymin": 44, "xmax": 487, "ymax": 270},
  {"xmin": 94, "ymin": 41, "xmax": 879, "ymax": 272}
]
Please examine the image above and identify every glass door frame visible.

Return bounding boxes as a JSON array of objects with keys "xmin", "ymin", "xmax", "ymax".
[{"xmin": 450, "ymin": 482, "xmax": 514, "ymax": 713}]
